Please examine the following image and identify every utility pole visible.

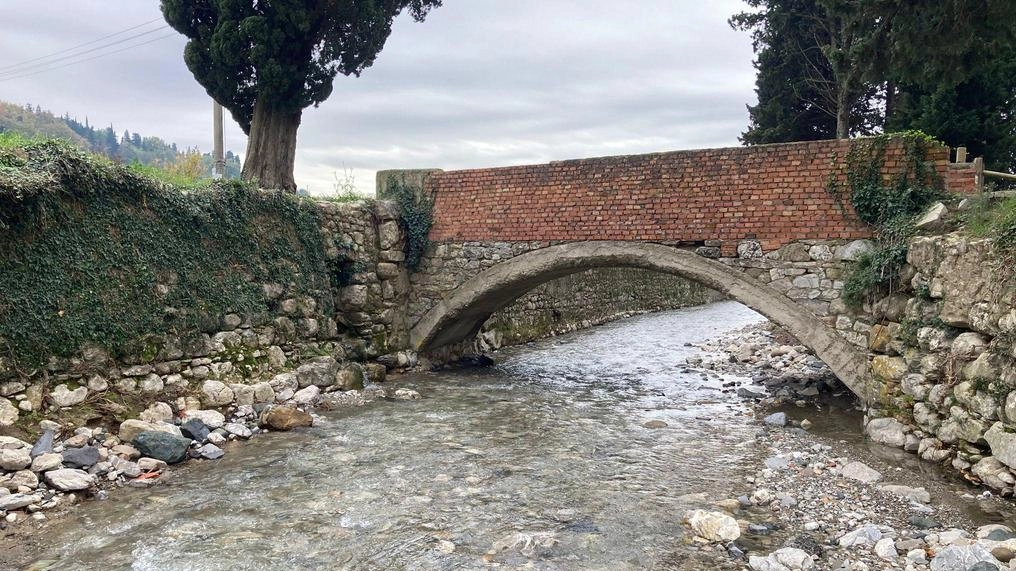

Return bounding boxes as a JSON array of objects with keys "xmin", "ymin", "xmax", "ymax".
[{"xmin": 212, "ymin": 100, "xmax": 225, "ymax": 179}]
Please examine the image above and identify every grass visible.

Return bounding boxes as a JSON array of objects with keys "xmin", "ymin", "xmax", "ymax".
[
  {"xmin": 960, "ymin": 190, "xmax": 1016, "ymax": 282},
  {"xmin": 126, "ymin": 161, "xmax": 212, "ymax": 190}
]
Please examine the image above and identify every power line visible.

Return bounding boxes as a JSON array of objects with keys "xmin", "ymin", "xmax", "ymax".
[
  {"xmin": 0, "ymin": 33, "xmax": 179, "ymax": 83},
  {"xmin": 0, "ymin": 17, "xmax": 165, "ymax": 74},
  {"xmin": 0, "ymin": 26, "xmax": 171, "ymax": 79}
]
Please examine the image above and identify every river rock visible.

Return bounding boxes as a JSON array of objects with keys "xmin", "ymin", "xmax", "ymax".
[
  {"xmin": 295, "ymin": 357, "xmax": 339, "ymax": 388},
  {"xmin": 229, "ymin": 383, "xmax": 255, "ymax": 406},
  {"xmin": 138, "ymin": 457, "xmax": 168, "ymax": 472},
  {"xmin": 62, "ymin": 433, "xmax": 89, "ymax": 448},
  {"xmin": 0, "ymin": 493, "xmax": 40, "ymax": 511},
  {"xmin": 866, "ymin": 417, "xmax": 907, "ymax": 448},
  {"xmin": 182, "ymin": 409, "xmax": 225, "ymax": 429},
  {"xmin": 119, "ymin": 419, "xmax": 182, "ymax": 443},
  {"xmin": 133, "ymin": 431, "xmax": 191, "ymax": 464},
  {"xmin": 259, "ymin": 406, "xmax": 313, "ymax": 431},
  {"xmin": 30, "ymin": 430, "xmax": 55, "ymax": 458},
  {"xmin": 984, "ymin": 423, "xmax": 1016, "ymax": 469},
  {"xmin": 764, "ymin": 412, "xmax": 787, "ymax": 427},
  {"xmin": 44, "ymin": 468, "xmax": 95, "ymax": 491},
  {"xmin": 394, "ymin": 388, "xmax": 422, "ymax": 400},
  {"xmin": 292, "ymin": 385, "xmax": 321, "ymax": 405},
  {"xmin": 223, "ymin": 423, "xmax": 253, "ymax": 439},
  {"xmin": 748, "ymin": 548, "xmax": 814, "ymax": 571},
  {"xmin": 336, "ymin": 365, "xmax": 365, "ymax": 391},
  {"xmin": 47, "ymin": 384, "xmax": 88, "ymax": 408},
  {"xmin": 110, "ymin": 456, "xmax": 142, "ymax": 478},
  {"xmin": 873, "ymin": 537, "xmax": 898, "ymax": 560},
  {"xmin": 200, "ymin": 380, "xmax": 234, "ymax": 406},
  {"xmin": 972, "ymin": 457, "xmax": 1016, "ymax": 489},
  {"xmin": 930, "ymin": 544, "xmax": 1002, "ymax": 571},
  {"xmin": 0, "ymin": 398, "xmax": 17, "ymax": 426},
  {"xmin": 879, "ymin": 484, "xmax": 931, "ymax": 503},
  {"xmin": 61, "ymin": 446, "xmax": 100, "ymax": 469},
  {"xmin": 196, "ymin": 443, "xmax": 224, "ymax": 460},
  {"xmin": 0, "ymin": 448, "xmax": 31, "ymax": 471},
  {"xmin": 0, "ymin": 436, "xmax": 29, "ymax": 450},
  {"xmin": 139, "ymin": 402, "xmax": 174, "ymax": 423},
  {"xmin": 2, "ymin": 470, "xmax": 38, "ymax": 491},
  {"xmin": 30, "ymin": 453, "xmax": 63, "ymax": 473},
  {"xmin": 180, "ymin": 418, "xmax": 211, "ymax": 442},
  {"xmin": 251, "ymin": 382, "xmax": 275, "ymax": 403},
  {"xmin": 682, "ymin": 509, "xmax": 740, "ymax": 542},
  {"xmin": 109, "ymin": 444, "xmax": 140, "ymax": 460},
  {"xmin": 840, "ymin": 461, "xmax": 882, "ymax": 483},
  {"xmin": 839, "ymin": 524, "xmax": 882, "ymax": 547}
]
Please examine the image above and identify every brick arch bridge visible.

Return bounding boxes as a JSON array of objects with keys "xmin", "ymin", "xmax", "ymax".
[{"xmin": 380, "ymin": 138, "xmax": 978, "ymax": 400}]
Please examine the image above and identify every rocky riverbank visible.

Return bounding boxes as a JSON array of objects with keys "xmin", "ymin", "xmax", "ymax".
[
  {"xmin": 0, "ymin": 356, "xmax": 424, "ymax": 568},
  {"xmin": 681, "ymin": 323, "xmax": 1016, "ymax": 570}
]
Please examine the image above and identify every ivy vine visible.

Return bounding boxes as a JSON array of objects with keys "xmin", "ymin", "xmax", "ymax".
[
  {"xmin": 0, "ymin": 139, "xmax": 335, "ymax": 372},
  {"xmin": 387, "ymin": 175, "xmax": 434, "ymax": 270},
  {"xmin": 830, "ymin": 132, "xmax": 945, "ymax": 308}
]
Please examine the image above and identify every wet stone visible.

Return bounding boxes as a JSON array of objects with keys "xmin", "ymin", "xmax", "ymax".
[
  {"xmin": 180, "ymin": 418, "xmax": 211, "ymax": 442},
  {"xmin": 61, "ymin": 446, "xmax": 100, "ymax": 469},
  {"xmin": 133, "ymin": 432, "xmax": 191, "ymax": 464}
]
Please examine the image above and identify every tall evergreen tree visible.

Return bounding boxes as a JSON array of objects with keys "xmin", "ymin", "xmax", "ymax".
[
  {"xmin": 733, "ymin": 0, "xmax": 1016, "ymax": 151},
  {"xmin": 161, "ymin": 0, "xmax": 443, "ymax": 192},
  {"xmin": 731, "ymin": 0, "xmax": 880, "ymax": 142}
]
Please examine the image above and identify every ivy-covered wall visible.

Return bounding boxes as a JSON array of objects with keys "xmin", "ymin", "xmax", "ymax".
[{"xmin": 0, "ymin": 141, "xmax": 408, "ymax": 430}]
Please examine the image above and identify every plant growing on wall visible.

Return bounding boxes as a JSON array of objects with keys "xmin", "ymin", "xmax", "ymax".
[
  {"xmin": 833, "ymin": 132, "xmax": 944, "ymax": 307},
  {"xmin": 386, "ymin": 175, "xmax": 433, "ymax": 271},
  {"xmin": 0, "ymin": 138, "xmax": 333, "ymax": 372}
]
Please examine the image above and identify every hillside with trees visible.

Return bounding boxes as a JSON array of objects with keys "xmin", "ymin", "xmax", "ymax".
[{"xmin": 0, "ymin": 100, "xmax": 240, "ymax": 178}]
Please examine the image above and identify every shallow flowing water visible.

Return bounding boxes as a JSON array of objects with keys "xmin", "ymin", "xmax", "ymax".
[{"xmin": 19, "ymin": 301, "xmax": 1009, "ymax": 570}]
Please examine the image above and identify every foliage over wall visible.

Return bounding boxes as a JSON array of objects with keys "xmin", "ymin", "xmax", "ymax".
[
  {"xmin": 832, "ymin": 132, "xmax": 944, "ymax": 307},
  {"xmin": 0, "ymin": 138, "xmax": 333, "ymax": 372},
  {"xmin": 387, "ymin": 175, "xmax": 433, "ymax": 271}
]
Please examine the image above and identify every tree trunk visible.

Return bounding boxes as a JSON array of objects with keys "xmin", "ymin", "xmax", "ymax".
[
  {"xmin": 241, "ymin": 99, "xmax": 302, "ymax": 192},
  {"xmin": 884, "ymin": 81, "xmax": 897, "ymax": 128},
  {"xmin": 835, "ymin": 84, "xmax": 850, "ymax": 139}
]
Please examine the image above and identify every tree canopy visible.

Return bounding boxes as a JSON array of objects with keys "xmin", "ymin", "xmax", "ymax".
[
  {"xmin": 162, "ymin": 0, "xmax": 443, "ymax": 190},
  {"xmin": 732, "ymin": 0, "xmax": 1016, "ymax": 171}
]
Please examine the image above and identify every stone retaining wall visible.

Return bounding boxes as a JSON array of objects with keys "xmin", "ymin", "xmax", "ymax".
[
  {"xmin": 862, "ymin": 232, "xmax": 1016, "ymax": 492},
  {"xmin": 0, "ymin": 200, "xmax": 410, "ymax": 433},
  {"xmin": 474, "ymin": 267, "xmax": 723, "ymax": 351}
]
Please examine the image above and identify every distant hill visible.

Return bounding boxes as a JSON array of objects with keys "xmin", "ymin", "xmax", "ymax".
[{"xmin": 0, "ymin": 100, "xmax": 241, "ymax": 179}]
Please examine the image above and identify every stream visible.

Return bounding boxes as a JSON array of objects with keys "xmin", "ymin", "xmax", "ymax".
[{"xmin": 17, "ymin": 301, "xmax": 1012, "ymax": 570}]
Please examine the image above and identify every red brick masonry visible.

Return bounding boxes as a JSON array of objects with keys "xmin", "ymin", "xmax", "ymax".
[{"xmin": 427, "ymin": 139, "xmax": 978, "ymax": 256}]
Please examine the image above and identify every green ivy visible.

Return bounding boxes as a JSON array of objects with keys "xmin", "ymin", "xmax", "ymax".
[
  {"xmin": 387, "ymin": 175, "xmax": 433, "ymax": 270},
  {"xmin": 833, "ymin": 132, "xmax": 945, "ymax": 307},
  {"xmin": 0, "ymin": 139, "xmax": 337, "ymax": 372}
]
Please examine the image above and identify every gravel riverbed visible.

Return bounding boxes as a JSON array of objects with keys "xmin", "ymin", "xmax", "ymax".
[{"xmin": 682, "ymin": 323, "xmax": 1016, "ymax": 571}]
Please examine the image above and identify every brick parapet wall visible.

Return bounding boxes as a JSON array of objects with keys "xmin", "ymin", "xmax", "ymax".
[{"xmin": 425, "ymin": 139, "xmax": 973, "ymax": 256}]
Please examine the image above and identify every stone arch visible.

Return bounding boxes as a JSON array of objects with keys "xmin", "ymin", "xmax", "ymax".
[{"xmin": 411, "ymin": 241, "xmax": 870, "ymax": 399}]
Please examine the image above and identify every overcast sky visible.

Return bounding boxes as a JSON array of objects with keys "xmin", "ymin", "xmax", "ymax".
[{"xmin": 0, "ymin": 1, "xmax": 757, "ymax": 195}]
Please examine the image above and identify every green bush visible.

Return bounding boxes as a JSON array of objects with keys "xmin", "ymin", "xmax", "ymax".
[{"xmin": 0, "ymin": 139, "xmax": 335, "ymax": 371}]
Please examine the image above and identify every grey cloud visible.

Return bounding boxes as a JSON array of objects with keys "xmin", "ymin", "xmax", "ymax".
[{"xmin": 0, "ymin": 0, "xmax": 756, "ymax": 194}]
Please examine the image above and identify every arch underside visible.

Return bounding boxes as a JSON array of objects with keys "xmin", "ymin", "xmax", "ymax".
[{"xmin": 411, "ymin": 241, "xmax": 870, "ymax": 400}]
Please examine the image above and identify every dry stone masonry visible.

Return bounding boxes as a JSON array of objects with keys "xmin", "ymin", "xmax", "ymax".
[{"xmin": 862, "ymin": 231, "xmax": 1016, "ymax": 493}]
